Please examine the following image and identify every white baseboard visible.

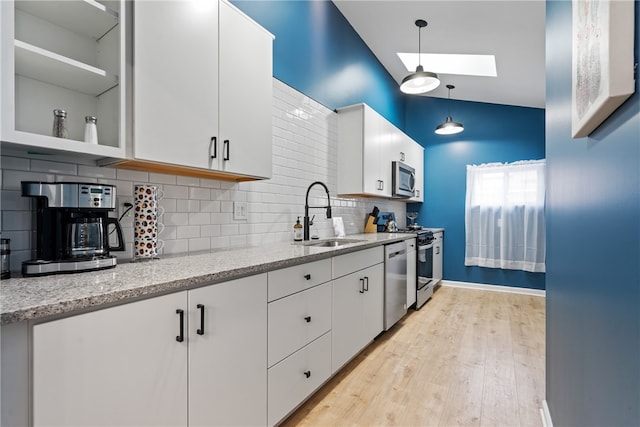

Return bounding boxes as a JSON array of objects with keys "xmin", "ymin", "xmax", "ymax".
[
  {"xmin": 440, "ymin": 280, "xmax": 546, "ymax": 297},
  {"xmin": 540, "ymin": 400, "xmax": 553, "ymax": 427}
]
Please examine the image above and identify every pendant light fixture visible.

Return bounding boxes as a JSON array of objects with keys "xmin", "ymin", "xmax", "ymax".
[
  {"xmin": 435, "ymin": 84, "xmax": 464, "ymax": 135},
  {"xmin": 400, "ymin": 19, "xmax": 440, "ymax": 95}
]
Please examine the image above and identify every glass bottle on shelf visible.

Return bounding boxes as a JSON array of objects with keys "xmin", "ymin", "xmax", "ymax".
[
  {"xmin": 84, "ymin": 116, "xmax": 98, "ymax": 144},
  {"xmin": 52, "ymin": 109, "xmax": 68, "ymax": 139}
]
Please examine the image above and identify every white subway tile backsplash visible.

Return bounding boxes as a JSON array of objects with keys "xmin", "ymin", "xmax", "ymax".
[
  {"xmin": 188, "ymin": 187, "xmax": 211, "ymax": 200},
  {"xmin": 31, "ymin": 159, "xmax": 78, "ymax": 175},
  {"xmin": 77, "ymin": 165, "xmax": 117, "ymax": 179},
  {"xmin": 163, "ymin": 212, "xmax": 189, "ymax": 227},
  {"xmin": 1, "ymin": 156, "xmax": 30, "ymax": 171},
  {"xmin": 177, "ymin": 176, "xmax": 200, "ymax": 187},
  {"xmin": 2, "ymin": 170, "xmax": 56, "ymax": 190},
  {"xmin": 149, "ymin": 173, "xmax": 177, "ymax": 185},
  {"xmin": 0, "ymin": 79, "xmax": 406, "ymax": 272},
  {"xmin": 163, "ymin": 185, "xmax": 189, "ymax": 199},
  {"xmin": 188, "ymin": 237, "xmax": 210, "ymax": 252},
  {"xmin": 116, "ymin": 169, "xmax": 149, "ymax": 182},
  {"xmin": 163, "ymin": 239, "xmax": 188, "ymax": 255},
  {"xmin": 188, "ymin": 212, "xmax": 210, "ymax": 225},
  {"xmin": 2, "ymin": 210, "xmax": 32, "ymax": 231},
  {"xmin": 176, "ymin": 225, "xmax": 200, "ymax": 239}
]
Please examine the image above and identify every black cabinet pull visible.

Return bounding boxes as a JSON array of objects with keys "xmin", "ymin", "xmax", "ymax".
[
  {"xmin": 176, "ymin": 309, "xmax": 184, "ymax": 342},
  {"xmin": 304, "ymin": 274, "xmax": 311, "ymax": 280},
  {"xmin": 210, "ymin": 136, "xmax": 217, "ymax": 159},
  {"xmin": 304, "ymin": 316, "xmax": 311, "ymax": 323},
  {"xmin": 223, "ymin": 139, "xmax": 230, "ymax": 161},
  {"xmin": 359, "ymin": 278, "xmax": 365, "ymax": 293},
  {"xmin": 304, "ymin": 370, "xmax": 311, "ymax": 379},
  {"xmin": 364, "ymin": 276, "xmax": 369, "ymax": 292},
  {"xmin": 197, "ymin": 304, "xmax": 205, "ymax": 335}
]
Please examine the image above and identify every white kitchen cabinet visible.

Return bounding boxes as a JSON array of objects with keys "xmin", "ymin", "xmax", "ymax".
[
  {"xmin": 337, "ymin": 103, "xmax": 424, "ymax": 201},
  {"xmin": 337, "ymin": 104, "xmax": 391, "ymax": 197},
  {"xmin": 406, "ymin": 237, "xmax": 417, "ymax": 307},
  {"xmin": 267, "ymin": 258, "xmax": 332, "ymax": 302},
  {"xmin": 267, "ymin": 332, "xmax": 332, "ymax": 426},
  {"xmin": 268, "ymin": 281, "xmax": 332, "ymax": 367},
  {"xmin": 432, "ymin": 231, "xmax": 443, "ymax": 284},
  {"xmin": 31, "ymin": 274, "xmax": 267, "ymax": 427},
  {"xmin": 332, "ymin": 247, "xmax": 384, "ymax": 373},
  {"xmin": 267, "ymin": 261, "xmax": 333, "ymax": 425},
  {"xmin": 399, "ymin": 132, "xmax": 425, "ymax": 202},
  {"xmin": 32, "ymin": 292, "xmax": 188, "ymax": 427},
  {"xmin": 0, "ymin": 0, "xmax": 127, "ymax": 159},
  {"xmin": 188, "ymin": 274, "xmax": 267, "ymax": 426},
  {"xmin": 130, "ymin": 0, "xmax": 273, "ymax": 180}
]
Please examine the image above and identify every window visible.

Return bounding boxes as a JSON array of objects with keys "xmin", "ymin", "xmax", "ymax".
[{"xmin": 465, "ymin": 160, "xmax": 546, "ymax": 273}]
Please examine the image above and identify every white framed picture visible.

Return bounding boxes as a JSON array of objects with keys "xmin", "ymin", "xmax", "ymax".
[{"xmin": 571, "ymin": 0, "xmax": 635, "ymax": 138}]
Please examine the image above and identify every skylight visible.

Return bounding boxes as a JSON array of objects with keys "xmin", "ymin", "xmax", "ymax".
[{"xmin": 397, "ymin": 53, "xmax": 498, "ymax": 77}]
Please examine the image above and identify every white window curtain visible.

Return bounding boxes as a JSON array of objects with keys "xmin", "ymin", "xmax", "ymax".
[{"xmin": 465, "ymin": 159, "xmax": 546, "ymax": 273}]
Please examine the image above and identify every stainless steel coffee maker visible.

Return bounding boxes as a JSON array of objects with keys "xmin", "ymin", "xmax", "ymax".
[{"xmin": 21, "ymin": 181, "xmax": 125, "ymax": 276}]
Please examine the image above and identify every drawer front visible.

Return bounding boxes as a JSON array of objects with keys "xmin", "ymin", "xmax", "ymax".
[
  {"xmin": 268, "ymin": 282, "xmax": 332, "ymax": 367},
  {"xmin": 268, "ymin": 332, "xmax": 332, "ymax": 426},
  {"xmin": 268, "ymin": 258, "xmax": 332, "ymax": 302},
  {"xmin": 332, "ymin": 246, "xmax": 383, "ymax": 279}
]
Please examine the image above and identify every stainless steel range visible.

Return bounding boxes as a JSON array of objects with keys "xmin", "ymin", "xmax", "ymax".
[{"xmin": 394, "ymin": 228, "xmax": 435, "ymax": 309}]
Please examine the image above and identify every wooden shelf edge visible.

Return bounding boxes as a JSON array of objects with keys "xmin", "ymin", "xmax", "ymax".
[{"xmin": 107, "ymin": 159, "xmax": 267, "ymax": 183}]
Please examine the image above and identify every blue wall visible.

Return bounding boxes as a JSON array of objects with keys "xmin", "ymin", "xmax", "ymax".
[
  {"xmin": 231, "ymin": 0, "xmax": 405, "ymax": 128},
  {"xmin": 405, "ymin": 97, "xmax": 546, "ymax": 290},
  {"xmin": 545, "ymin": 1, "xmax": 640, "ymax": 425},
  {"xmin": 234, "ymin": 0, "xmax": 548, "ymax": 291}
]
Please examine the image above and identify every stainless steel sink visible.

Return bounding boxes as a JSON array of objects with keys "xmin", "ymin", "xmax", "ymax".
[{"xmin": 302, "ymin": 238, "xmax": 366, "ymax": 248}]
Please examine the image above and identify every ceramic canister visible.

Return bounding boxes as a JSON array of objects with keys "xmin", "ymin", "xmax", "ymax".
[{"xmin": 133, "ymin": 185, "xmax": 164, "ymax": 259}]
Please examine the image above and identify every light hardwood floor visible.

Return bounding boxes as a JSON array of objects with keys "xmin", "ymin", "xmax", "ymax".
[{"xmin": 281, "ymin": 285, "xmax": 546, "ymax": 427}]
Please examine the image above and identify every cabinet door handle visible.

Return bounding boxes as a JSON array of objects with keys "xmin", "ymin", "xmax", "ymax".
[
  {"xmin": 359, "ymin": 278, "xmax": 365, "ymax": 293},
  {"xmin": 400, "ymin": 151, "xmax": 405, "ymax": 161},
  {"xmin": 436, "ymin": 246, "xmax": 440, "ymax": 254},
  {"xmin": 304, "ymin": 370, "xmax": 311, "ymax": 379},
  {"xmin": 364, "ymin": 276, "xmax": 369, "ymax": 292},
  {"xmin": 210, "ymin": 136, "xmax": 217, "ymax": 159},
  {"xmin": 196, "ymin": 304, "xmax": 205, "ymax": 335},
  {"xmin": 223, "ymin": 139, "xmax": 230, "ymax": 161},
  {"xmin": 380, "ymin": 180, "xmax": 384, "ymax": 190},
  {"xmin": 304, "ymin": 274, "xmax": 311, "ymax": 280},
  {"xmin": 176, "ymin": 309, "xmax": 184, "ymax": 342},
  {"xmin": 304, "ymin": 316, "xmax": 311, "ymax": 323}
]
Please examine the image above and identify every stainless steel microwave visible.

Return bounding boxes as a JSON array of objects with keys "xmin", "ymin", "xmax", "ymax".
[{"xmin": 392, "ymin": 161, "xmax": 416, "ymax": 198}]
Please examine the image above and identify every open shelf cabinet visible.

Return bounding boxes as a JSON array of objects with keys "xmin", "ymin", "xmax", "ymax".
[{"xmin": 1, "ymin": 0, "xmax": 127, "ymax": 159}]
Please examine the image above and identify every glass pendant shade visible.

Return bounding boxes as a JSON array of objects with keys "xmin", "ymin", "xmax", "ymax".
[
  {"xmin": 400, "ymin": 65, "xmax": 440, "ymax": 94},
  {"xmin": 435, "ymin": 116, "xmax": 464, "ymax": 135}
]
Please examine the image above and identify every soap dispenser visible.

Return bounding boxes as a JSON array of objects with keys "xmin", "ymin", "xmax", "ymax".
[{"xmin": 293, "ymin": 217, "xmax": 303, "ymax": 241}]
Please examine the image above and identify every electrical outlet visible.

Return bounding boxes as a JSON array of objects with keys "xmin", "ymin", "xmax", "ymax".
[
  {"xmin": 233, "ymin": 201, "xmax": 248, "ymax": 220},
  {"xmin": 118, "ymin": 197, "xmax": 134, "ymax": 219}
]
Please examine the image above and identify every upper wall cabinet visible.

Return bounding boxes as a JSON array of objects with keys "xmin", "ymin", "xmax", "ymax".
[
  {"xmin": 0, "ymin": 0, "xmax": 127, "ymax": 159},
  {"xmin": 123, "ymin": 0, "xmax": 274, "ymax": 181},
  {"xmin": 336, "ymin": 103, "xmax": 424, "ymax": 202}
]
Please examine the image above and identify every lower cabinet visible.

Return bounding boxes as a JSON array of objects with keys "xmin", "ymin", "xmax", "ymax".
[
  {"xmin": 331, "ymin": 247, "xmax": 384, "ymax": 373},
  {"xmin": 267, "ymin": 332, "xmax": 332, "ymax": 426},
  {"xmin": 31, "ymin": 274, "xmax": 267, "ymax": 427}
]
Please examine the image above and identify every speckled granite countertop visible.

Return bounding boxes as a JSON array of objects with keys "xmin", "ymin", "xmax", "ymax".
[{"xmin": 0, "ymin": 233, "xmax": 413, "ymax": 325}]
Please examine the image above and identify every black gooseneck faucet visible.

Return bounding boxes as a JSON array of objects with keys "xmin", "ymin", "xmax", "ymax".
[{"xmin": 304, "ymin": 181, "xmax": 332, "ymax": 240}]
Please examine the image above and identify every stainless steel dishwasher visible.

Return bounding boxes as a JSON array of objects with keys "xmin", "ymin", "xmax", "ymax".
[{"xmin": 384, "ymin": 241, "xmax": 408, "ymax": 330}]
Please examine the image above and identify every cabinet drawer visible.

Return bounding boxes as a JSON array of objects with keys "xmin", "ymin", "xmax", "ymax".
[
  {"xmin": 332, "ymin": 246, "xmax": 383, "ymax": 279},
  {"xmin": 268, "ymin": 332, "xmax": 332, "ymax": 426},
  {"xmin": 268, "ymin": 282, "xmax": 331, "ymax": 367},
  {"xmin": 268, "ymin": 258, "xmax": 331, "ymax": 301}
]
